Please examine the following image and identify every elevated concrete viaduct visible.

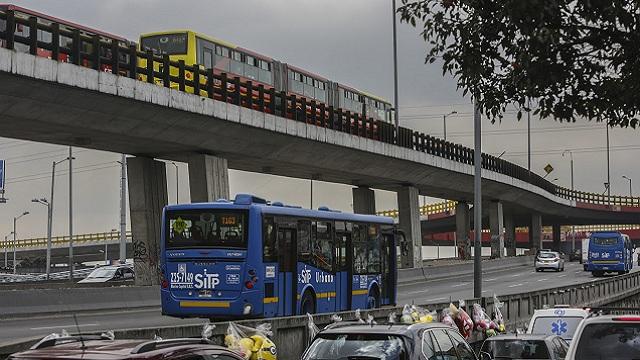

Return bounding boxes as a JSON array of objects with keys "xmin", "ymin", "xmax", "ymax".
[{"xmin": 1, "ymin": 48, "xmax": 639, "ymax": 283}]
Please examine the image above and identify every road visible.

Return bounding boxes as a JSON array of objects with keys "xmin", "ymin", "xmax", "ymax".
[{"xmin": 0, "ymin": 261, "xmax": 635, "ymax": 344}]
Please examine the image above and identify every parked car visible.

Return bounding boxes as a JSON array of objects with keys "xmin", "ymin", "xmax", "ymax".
[
  {"xmin": 564, "ymin": 312, "xmax": 640, "ymax": 359},
  {"xmin": 473, "ymin": 334, "xmax": 569, "ymax": 360},
  {"xmin": 9, "ymin": 335, "xmax": 244, "ymax": 360},
  {"xmin": 78, "ymin": 264, "xmax": 134, "ymax": 284},
  {"xmin": 526, "ymin": 306, "xmax": 589, "ymax": 342},
  {"xmin": 535, "ymin": 251, "xmax": 565, "ymax": 272},
  {"xmin": 302, "ymin": 322, "xmax": 491, "ymax": 360}
]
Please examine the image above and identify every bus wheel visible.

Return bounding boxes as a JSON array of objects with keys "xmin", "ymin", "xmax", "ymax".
[
  {"xmin": 367, "ymin": 288, "xmax": 380, "ymax": 309},
  {"xmin": 300, "ymin": 291, "xmax": 315, "ymax": 315}
]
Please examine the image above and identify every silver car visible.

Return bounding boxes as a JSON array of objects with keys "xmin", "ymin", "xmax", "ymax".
[{"xmin": 536, "ymin": 251, "xmax": 565, "ymax": 272}]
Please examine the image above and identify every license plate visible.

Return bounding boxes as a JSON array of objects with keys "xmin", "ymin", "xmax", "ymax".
[{"xmin": 198, "ymin": 290, "xmax": 212, "ymax": 298}]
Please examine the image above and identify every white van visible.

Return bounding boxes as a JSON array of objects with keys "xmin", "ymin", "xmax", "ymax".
[{"xmin": 526, "ymin": 306, "xmax": 589, "ymax": 342}]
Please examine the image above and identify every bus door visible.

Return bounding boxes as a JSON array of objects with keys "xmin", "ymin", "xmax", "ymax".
[
  {"xmin": 335, "ymin": 222, "xmax": 352, "ymax": 311},
  {"xmin": 276, "ymin": 222, "xmax": 297, "ymax": 316},
  {"xmin": 381, "ymin": 227, "xmax": 400, "ymax": 305}
]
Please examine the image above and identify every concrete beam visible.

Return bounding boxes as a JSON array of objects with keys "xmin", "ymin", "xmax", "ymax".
[
  {"xmin": 455, "ymin": 202, "xmax": 471, "ymax": 260},
  {"xmin": 530, "ymin": 213, "xmax": 543, "ymax": 253},
  {"xmin": 489, "ymin": 201, "xmax": 505, "ymax": 258},
  {"xmin": 552, "ymin": 224, "xmax": 561, "ymax": 252},
  {"xmin": 352, "ymin": 186, "xmax": 376, "ymax": 215},
  {"xmin": 127, "ymin": 157, "xmax": 167, "ymax": 285},
  {"xmin": 397, "ymin": 186, "xmax": 421, "ymax": 268},
  {"xmin": 504, "ymin": 213, "xmax": 516, "ymax": 257},
  {"xmin": 188, "ymin": 154, "xmax": 230, "ymax": 202}
]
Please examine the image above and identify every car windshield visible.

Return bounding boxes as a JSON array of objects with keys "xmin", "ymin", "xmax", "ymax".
[
  {"xmin": 87, "ymin": 268, "xmax": 117, "ymax": 278},
  {"xmin": 140, "ymin": 33, "xmax": 188, "ymax": 55},
  {"xmin": 538, "ymin": 252, "xmax": 556, "ymax": 259},
  {"xmin": 482, "ymin": 339, "xmax": 550, "ymax": 359},
  {"xmin": 574, "ymin": 323, "xmax": 640, "ymax": 359},
  {"xmin": 302, "ymin": 333, "xmax": 406, "ymax": 360},
  {"xmin": 531, "ymin": 317, "xmax": 584, "ymax": 340},
  {"xmin": 592, "ymin": 237, "xmax": 619, "ymax": 246}
]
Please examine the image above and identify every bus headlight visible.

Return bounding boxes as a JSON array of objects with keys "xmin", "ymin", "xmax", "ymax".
[{"xmin": 243, "ymin": 304, "xmax": 252, "ymax": 315}]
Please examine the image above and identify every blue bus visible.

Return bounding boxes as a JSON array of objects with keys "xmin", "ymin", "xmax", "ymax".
[
  {"xmin": 160, "ymin": 194, "xmax": 398, "ymax": 319},
  {"xmin": 587, "ymin": 231, "xmax": 633, "ymax": 277}
]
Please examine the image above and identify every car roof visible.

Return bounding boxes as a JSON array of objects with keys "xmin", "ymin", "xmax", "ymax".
[
  {"xmin": 582, "ymin": 314, "xmax": 640, "ymax": 324},
  {"xmin": 484, "ymin": 334, "xmax": 558, "ymax": 341},
  {"xmin": 11, "ymin": 338, "xmax": 238, "ymax": 359},
  {"xmin": 532, "ymin": 308, "xmax": 589, "ymax": 317},
  {"xmin": 319, "ymin": 322, "xmax": 454, "ymax": 336}
]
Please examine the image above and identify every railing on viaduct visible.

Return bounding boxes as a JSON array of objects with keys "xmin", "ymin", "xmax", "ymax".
[
  {"xmin": 0, "ymin": 231, "xmax": 133, "ymax": 249},
  {"xmin": 1, "ymin": 9, "xmax": 639, "ymax": 208}
]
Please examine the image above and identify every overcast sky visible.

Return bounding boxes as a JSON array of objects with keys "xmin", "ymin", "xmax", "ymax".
[{"xmin": 1, "ymin": 0, "xmax": 638, "ymax": 240}]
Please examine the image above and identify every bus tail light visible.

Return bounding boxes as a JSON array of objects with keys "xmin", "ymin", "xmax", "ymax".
[
  {"xmin": 613, "ymin": 317, "xmax": 640, "ymax": 321},
  {"xmin": 161, "ymin": 279, "xmax": 169, "ymax": 289},
  {"xmin": 245, "ymin": 281, "xmax": 254, "ymax": 289}
]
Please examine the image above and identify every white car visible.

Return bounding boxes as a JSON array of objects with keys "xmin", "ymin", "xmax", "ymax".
[
  {"xmin": 535, "ymin": 251, "xmax": 565, "ymax": 272},
  {"xmin": 526, "ymin": 307, "xmax": 589, "ymax": 342},
  {"xmin": 564, "ymin": 313, "xmax": 640, "ymax": 359},
  {"xmin": 78, "ymin": 264, "xmax": 134, "ymax": 283}
]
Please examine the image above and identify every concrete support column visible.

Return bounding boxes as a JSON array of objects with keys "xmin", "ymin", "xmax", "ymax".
[
  {"xmin": 352, "ymin": 186, "xmax": 376, "ymax": 215},
  {"xmin": 489, "ymin": 201, "xmax": 505, "ymax": 258},
  {"xmin": 552, "ymin": 224, "xmax": 561, "ymax": 252},
  {"xmin": 397, "ymin": 186, "xmax": 422, "ymax": 268},
  {"xmin": 455, "ymin": 202, "xmax": 471, "ymax": 260},
  {"xmin": 530, "ymin": 213, "xmax": 543, "ymax": 253},
  {"xmin": 127, "ymin": 157, "xmax": 168, "ymax": 286},
  {"xmin": 504, "ymin": 213, "xmax": 516, "ymax": 257},
  {"xmin": 188, "ymin": 154, "xmax": 230, "ymax": 202}
]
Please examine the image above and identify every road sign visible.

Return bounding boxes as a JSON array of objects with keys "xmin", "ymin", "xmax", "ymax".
[
  {"xmin": 544, "ymin": 164, "xmax": 554, "ymax": 174},
  {"xmin": 0, "ymin": 160, "xmax": 4, "ymax": 191}
]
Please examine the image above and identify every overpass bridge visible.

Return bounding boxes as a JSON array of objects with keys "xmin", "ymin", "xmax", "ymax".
[{"xmin": 0, "ymin": 9, "xmax": 639, "ymax": 284}]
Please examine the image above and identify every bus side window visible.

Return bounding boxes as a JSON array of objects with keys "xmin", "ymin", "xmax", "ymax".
[
  {"xmin": 298, "ymin": 220, "xmax": 311, "ymax": 262},
  {"xmin": 311, "ymin": 221, "xmax": 334, "ymax": 272},
  {"xmin": 262, "ymin": 217, "xmax": 277, "ymax": 262}
]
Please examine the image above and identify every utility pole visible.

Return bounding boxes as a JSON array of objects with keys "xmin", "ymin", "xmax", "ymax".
[
  {"xmin": 443, "ymin": 111, "xmax": 458, "ymax": 141},
  {"xmin": 391, "ymin": 0, "xmax": 399, "ymax": 130},
  {"xmin": 562, "ymin": 150, "xmax": 575, "ymax": 254},
  {"xmin": 13, "ymin": 211, "xmax": 29, "ymax": 274},
  {"xmin": 31, "ymin": 198, "xmax": 51, "ymax": 278},
  {"xmin": 473, "ymin": 98, "xmax": 482, "ymax": 298},
  {"xmin": 170, "ymin": 161, "xmax": 178, "ymax": 204},
  {"xmin": 120, "ymin": 154, "xmax": 127, "ymax": 264},
  {"xmin": 68, "ymin": 146, "xmax": 74, "ymax": 281},
  {"xmin": 606, "ymin": 122, "xmax": 611, "ymax": 197},
  {"xmin": 527, "ymin": 98, "xmax": 531, "ymax": 176},
  {"xmin": 622, "ymin": 176, "xmax": 632, "ymax": 197}
]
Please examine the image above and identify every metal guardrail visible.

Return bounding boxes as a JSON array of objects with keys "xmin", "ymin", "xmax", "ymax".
[
  {"xmin": 0, "ymin": 268, "xmax": 93, "ymax": 283},
  {"xmin": 0, "ymin": 231, "xmax": 132, "ymax": 249},
  {"xmin": 0, "ymin": 9, "xmax": 639, "ymax": 208}
]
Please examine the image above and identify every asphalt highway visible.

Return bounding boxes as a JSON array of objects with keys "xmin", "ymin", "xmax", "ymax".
[{"xmin": 0, "ymin": 261, "xmax": 636, "ymax": 344}]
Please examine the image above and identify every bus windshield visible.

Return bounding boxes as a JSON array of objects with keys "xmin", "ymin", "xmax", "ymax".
[
  {"xmin": 166, "ymin": 210, "xmax": 247, "ymax": 249},
  {"xmin": 592, "ymin": 237, "xmax": 619, "ymax": 246},
  {"xmin": 141, "ymin": 33, "xmax": 188, "ymax": 55}
]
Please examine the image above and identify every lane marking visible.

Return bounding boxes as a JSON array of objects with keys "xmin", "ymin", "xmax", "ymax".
[
  {"xmin": 31, "ymin": 323, "xmax": 98, "ymax": 330},
  {"xmin": 537, "ymin": 278, "xmax": 548, "ymax": 282},
  {"xmin": 425, "ymin": 297, "xmax": 447, "ymax": 302},
  {"xmin": 508, "ymin": 283, "xmax": 524, "ymax": 288},
  {"xmin": 451, "ymin": 282, "xmax": 471, "ymax": 288},
  {"xmin": 558, "ymin": 274, "xmax": 567, "ymax": 278},
  {"xmin": 512, "ymin": 273, "xmax": 522, "ymax": 277},
  {"xmin": 485, "ymin": 278, "xmax": 498, "ymax": 282}
]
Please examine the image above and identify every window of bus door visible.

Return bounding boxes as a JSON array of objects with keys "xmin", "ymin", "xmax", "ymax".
[
  {"xmin": 298, "ymin": 220, "xmax": 311, "ymax": 263},
  {"xmin": 258, "ymin": 60, "xmax": 272, "ymax": 85},
  {"xmin": 334, "ymin": 222, "xmax": 350, "ymax": 271},
  {"xmin": 141, "ymin": 33, "xmax": 188, "ymax": 55},
  {"xmin": 303, "ymin": 76, "xmax": 315, "ymax": 99},
  {"xmin": 214, "ymin": 45, "xmax": 230, "ymax": 72},
  {"xmin": 311, "ymin": 221, "xmax": 334, "ymax": 272},
  {"xmin": 230, "ymin": 50, "xmax": 243, "ymax": 77},
  {"xmin": 289, "ymin": 70, "xmax": 304, "ymax": 95},
  {"xmin": 353, "ymin": 224, "xmax": 382, "ymax": 274},
  {"xmin": 166, "ymin": 210, "xmax": 247, "ymax": 249},
  {"xmin": 244, "ymin": 55, "xmax": 259, "ymax": 81},
  {"xmin": 315, "ymin": 81, "xmax": 327, "ymax": 103},
  {"xmin": 263, "ymin": 216, "xmax": 277, "ymax": 263}
]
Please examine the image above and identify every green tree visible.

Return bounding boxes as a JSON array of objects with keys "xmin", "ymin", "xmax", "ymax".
[{"xmin": 399, "ymin": 0, "xmax": 640, "ymax": 127}]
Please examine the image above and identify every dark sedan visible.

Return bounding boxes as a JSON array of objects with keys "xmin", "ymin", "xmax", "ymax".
[
  {"xmin": 472, "ymin": 334, "xmax": 569, "ymax": 360},
  {"xmin": 302, "ymin": 322, "xmax": 490, "ymax": 360}
]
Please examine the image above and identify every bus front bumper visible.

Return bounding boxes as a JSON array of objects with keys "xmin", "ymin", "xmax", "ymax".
[{"xmin": 161, "ymin": 289, "xmax": 263, "ymax": 318}]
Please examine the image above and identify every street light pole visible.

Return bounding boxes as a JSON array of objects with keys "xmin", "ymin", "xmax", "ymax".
[
  {"xmin": 120, "ymin": 154, "xmax": 127, "ymax": 263},
  {"xmin": 3, "ymin": 232, "xmax": 12, "ymax": 268},
  {"xmin": 170, "ymin": 161, "xmax": 179, "ymax": 204},
  {"xmin": 606, "ymin": 122, "xmax": 611, "ymax": 197},
  {"xmin": 473, "ymin": 98, "xmax": 482, "ymax": 298},
  {"xmin": 68, "ymin": 146, "xmax": 74, "ymax": 281},
  {"xmin": 527, "ymin": 98, "xmax": 531, "ymax": 177},
  {"xmin": 623, "ymin": 176, "xmax": 633, "ymax": 197},
  {"xmin": 562, "ymin": 150, "xmax": 575, "ymax": 254},
  {"xmin": 13, "ymin": 211, "xmax": 29, "ymax": 274},
  {"xmin": 443, "ymin": 111, "xmax": 458, "ymax": 141},
  {"xmin": 31, "ymin": 198, "xmax": 51, "ymax": 278},
  {"xmin": 392, "ymin": 0, "xmax": 400, "ymax": 130}
]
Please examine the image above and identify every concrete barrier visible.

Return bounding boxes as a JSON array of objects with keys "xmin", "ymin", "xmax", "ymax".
[
  {"xmin": 3, "ymin": 270, "xmax": 638, "ymax": 360},
  {"xmin": 398, "ymin": 255, "xmax": 535, "ymax": 284},
  {"xmin": 0, "ymin": 285, "xmax": 159, "ymax": 319}
]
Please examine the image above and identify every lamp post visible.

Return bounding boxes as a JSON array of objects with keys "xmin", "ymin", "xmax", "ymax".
[
  {"xmin": 391, "ymin": 0, "xmax": 399, "ymax": 130},
  {"xmin": 13, "ymin": 211, "xmax": 29, "ymax": 274},
  {"xmin": 562, "ymin": 150, "xmax": 576, "ymax": 253},
  {"xmin": 622, "ymin": 176, "xmax": 633, "ymax": 197},
  {"xmin": 119, "ymin": 154, "xmax": 127, "ymax": 264},
  {"xmin": 68, "ymin": 146, "xmax": 74, "ymax": 281},
  {"xmin": 170, "ymin": 161, "xmax": 179, "ymax": 204},
  {"xmin": 46, "ymin": 157, "xmax": 72, "ymax": 278},
  {"xmin": 605, "ymin": 122, "xmax": 611, "ymax": 197},
  {"xmin": 31, "ymin": 198, "xmax": 52, "ymax": 278},
  {"xmin": 443, "ymin": 111, "xmax": 457, "ymax": 141},
  {"xmin": 3, "ymin": 232, "xmax": 13, "ymax": 269}
]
